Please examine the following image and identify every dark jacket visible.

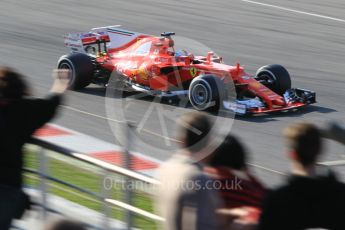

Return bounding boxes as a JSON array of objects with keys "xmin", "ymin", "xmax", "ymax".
[
  {"xmin": 258, "ymin": 170, "xmax": 345, "ymax": 230},
  {"xmin": 0, "ymin": 95, "xmax": 61, "ymax": 188}
]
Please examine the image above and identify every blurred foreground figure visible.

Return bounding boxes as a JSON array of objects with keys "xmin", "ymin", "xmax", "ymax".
[
  {"xmin": 206, "ymin": 135, "xmax": 266, "ymax": 225},
  {"xmin": 258, "ymin": 123, "xmax": 345, "ymax": 230},
  {"xmin": 46, "ymin": 219, "xmax": 86, "ymax": 230},
  {"xmin": 0, "ymin": 67, "xmax": 69, "ymax": 229},
  {"xmin": 156, "ymin": 112, "xmax": 224, "ymax": 230}
]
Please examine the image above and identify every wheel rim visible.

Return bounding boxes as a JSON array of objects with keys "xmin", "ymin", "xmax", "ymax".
[
  {"xmin": 258, "ymin": 72, "xmax": 276, "ymax": 85},
  {"xmin": 191, "ymin": 83, "xmax": 209, "ymax": 105}
]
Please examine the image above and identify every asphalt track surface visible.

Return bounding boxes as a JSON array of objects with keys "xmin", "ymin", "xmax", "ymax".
[{"xmin": 1, "ymin": 0, "xmax": 345, "ymax": 186}]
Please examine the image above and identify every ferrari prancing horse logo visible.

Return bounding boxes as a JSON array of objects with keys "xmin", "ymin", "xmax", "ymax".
[{"xmin": 190, "ymin": 67, "xmax": 197, "ymax": 77}]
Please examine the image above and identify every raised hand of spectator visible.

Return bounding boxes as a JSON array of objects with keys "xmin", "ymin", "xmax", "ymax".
[
  {"xmin": 218, "ymin": 207, "xmax": 259, "ymax": 230},
  {"xmin": 50, "ymin": 69, "xmax": 70, "ymax": 94}
]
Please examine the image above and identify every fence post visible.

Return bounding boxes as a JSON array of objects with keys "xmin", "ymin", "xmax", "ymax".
[
  {"xmin": 38, "ymin": 147, "xmax": 48, "ymax": 220},
  {"xmin": 124, "ymin": 123, "xmax": 134, "ymax": 230},
  {"xmin": 101, "ymin": 169, "xmax": 111, "ymax": 230}
]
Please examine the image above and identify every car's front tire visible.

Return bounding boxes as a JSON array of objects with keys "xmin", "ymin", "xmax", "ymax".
[
  {"xmin": 255, "ymin": 64, "xmax": 291, "ymax": 95},
  {"xmin": 188, "ymin": 74, "xmax": 224, "ymax": 112},
  {"xmin": 58, "ymin": 53, "xmax": 94, "ymax": 90}
]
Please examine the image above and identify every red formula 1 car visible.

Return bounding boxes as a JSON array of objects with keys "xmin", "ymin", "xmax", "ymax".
[{"xmin": 58, "ymin": 25, "xmax": 316, "ymax": 115}]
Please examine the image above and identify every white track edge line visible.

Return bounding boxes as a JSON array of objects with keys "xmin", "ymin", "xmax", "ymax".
[
  {"xmin": 241, "ymin": 0, "xmax": 345, "ymax": 23},
  {"xmin": 61, "ymin": 105, "xmax": 181, "ymax": 143},
  {"xmin": 247, "ymin": 163, "xmax": 287, "ymax": 176}
]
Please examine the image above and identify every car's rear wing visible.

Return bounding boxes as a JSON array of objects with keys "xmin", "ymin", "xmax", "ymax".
[{"xmin": 64, "ymin": 25, "xmax": 147, "ymax": 53}]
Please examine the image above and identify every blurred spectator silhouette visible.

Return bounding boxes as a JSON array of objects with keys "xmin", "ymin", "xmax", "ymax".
[
  {"xmin": 207, "ymin": 135, "xmax": 266, "ymax": 209},
  {"xmin": 205, "ymin": 135, "xmax": 267, "ymax": 224},
  {"xmin": 156, "ymin": 112, "xmax": 225, "ymax": 230},
  {"xmin": 0, "ymin": 67, "xmax": 69, "ymax": 229},
  {"xmin": 258, "ymin": 122, "xmax": 345, "ymax": 230},
  {"xmin": 46, "ymin": 219, "xmax": 86, "ymax": 230}
]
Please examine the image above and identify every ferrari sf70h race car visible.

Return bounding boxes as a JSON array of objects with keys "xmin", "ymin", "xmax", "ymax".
[{"xmin": 57, "ymin": 25, "xmax": 316, "ymax": 115}]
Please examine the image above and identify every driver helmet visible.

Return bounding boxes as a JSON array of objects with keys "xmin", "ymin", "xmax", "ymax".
[{"xmin": 175, "ymin": 49, "xmax": 194, "ymax": 60}]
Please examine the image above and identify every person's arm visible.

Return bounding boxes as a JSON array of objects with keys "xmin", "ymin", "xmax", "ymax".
[
  {"xmin": 25, "ymin": 95, "xmax": 61, "ymax": 132},
  {"xmin": 25, "ymin": 69, "xmax": 69, "ymax": 132}
]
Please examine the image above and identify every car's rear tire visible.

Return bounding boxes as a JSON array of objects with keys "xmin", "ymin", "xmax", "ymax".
[
  {"xmin": 58, "ymin": 53, "xmax": 94, "ymax": 90},
  {"xmin": 255, "ymin": 64, "xmax": 291, "ymax": 95},
  {"xmin": 188, "ymin": 74, "xmax": 224, "ymax": 112}
]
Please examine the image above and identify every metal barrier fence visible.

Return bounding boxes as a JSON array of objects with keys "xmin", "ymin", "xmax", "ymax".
[{"xmin": 24, "ymin": 137, "xmax": 164, "ymax": 230}]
